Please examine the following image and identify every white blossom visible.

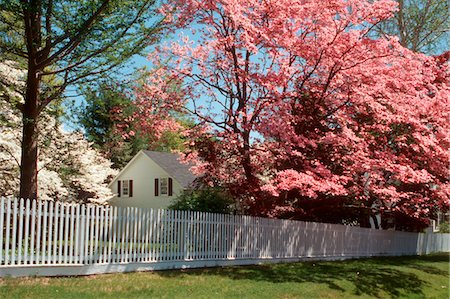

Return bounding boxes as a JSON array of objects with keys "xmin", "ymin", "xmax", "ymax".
[{"xmin": 0, "ymin": 61, "xmax": 117, "ymax": 203}]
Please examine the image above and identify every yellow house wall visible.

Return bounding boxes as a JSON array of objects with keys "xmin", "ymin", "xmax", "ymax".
[{"xmin": 108, "ymin": 152, "xmax": 184, "ymax": 209}]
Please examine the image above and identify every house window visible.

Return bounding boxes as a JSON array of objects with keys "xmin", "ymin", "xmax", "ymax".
[
  {"xmin": 155, "ymin": 177, "xmax": 173, "ymax": 196},
  {"xmin": 160, "ymin": 178, "xmax": 168, "ymax": 195},
  {"xmin": 118, "ymin": 179, "xmax": 133, "ymax": 197},
  {"xmin": 122, "ymin": 180, "xmax": 129, "ymax": 196}
]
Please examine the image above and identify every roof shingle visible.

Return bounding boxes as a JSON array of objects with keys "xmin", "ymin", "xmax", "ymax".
[{"xmin": 143, "ymin": 151, "xmax": 197, "ymax": 188}]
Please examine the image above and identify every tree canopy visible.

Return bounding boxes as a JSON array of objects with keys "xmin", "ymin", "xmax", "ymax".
[
  {"xmin": 0, "ymin": 0, "xmax": 164, "ymax": 199},
  {"xmin": 135, "ymin": 0, "xmax": 449, "ymax": 230},
  {"xmin": 373, "ymin": 0, "xmax": 449, "ymax": 54},
  {"xmin": 0, "ymin": 61, "xmax": 117, "ymax": 203},
  {"xmin": 77, "ymin": 78, "xmax": 189, "ymax": 169}
]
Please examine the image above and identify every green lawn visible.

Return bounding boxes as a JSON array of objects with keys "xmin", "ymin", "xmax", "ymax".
[{"xmin": 1, "ymin": 254, "xmax": 449, "ymax": 299}]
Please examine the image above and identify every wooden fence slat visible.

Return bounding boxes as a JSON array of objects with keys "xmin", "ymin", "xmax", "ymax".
[
  {"xmin": 125, "ymin": 207, "xmax": 131, "ymax": 263},
  {"xmin": 141, "ymin": 209, "xmax": 147, "ymax": 262},
  {"xmin": 76, "ymin": 205, "xmax": 81, "ymax": 264},
  {"xmin": 157, "ymin": 209, "xmax": 162, "ymax": 261},
  {"xmin": 97, "ymin": 206, "xmax": 102, "ymax": 264},
  {"xmin": 111, "ymin": 207, "xmax": 115, "ymax": 263},
  {"xmin": 23, "ymin": 199, "xmax": 30, "ymax": 264},
  {"xmin": 11, "ymin": 198, "xmax": 18, "ymax": 265},
  {"xmin": 102, "ymin": 206, "xmax": 107, "ymax": 263},
  {"xmin": 41, "ymin": 201, "xmax": 48, "ymax": 264},
  {"xmin": 186, "ymin": 211, "xmax": 190, "ymax": 260},
  {"xmin": 4, "ymin": 198, "xmax": 11, "ymax": 265},
  {"xmin": 58, "ymin": 202, "xmax": 64, "ymax": 264},
  {"xmin": 17, "ymin": 198, "xmax": 25, "ymax": 265},
  {"xmin": 80, "ymin": 205, "xmax": 86, "ymax": 264},
  {"xmin": 119, "ymin": 207, "xmax": 125, "ymax": 263},
  {"xmin": 47, "ymin": 201, "xmax": 54, "ymax": 264},
  {"xmin": 163, "ymin": 210, "xmax": 168, "ymax": 261},
  {"xmin": 143, "ymin": 209, "xmax": 149, "ymax": 262},
  {"xmin": 83, "ymin": 205, "xmax": 88, "ymax": 264},
  {"xmin": 29, "ymin": 200, "xmax": 37, "ymax": 264},
  {"xmin": 132, "ymin": 207, "xmax": 138, "ymax": 262},
  {"xmin": 68, "ymin": 205, "xmax": 75, "ymax": 264},
  {"xmin": 151, "ymin": 209, "xmax": 157, "ymax": 262},
  {"xmin": 94, "ymin": 205, "xmax": 100, "ymax": 264},
  {"xmin": 89, "ymin": 205, "xmax": 95, "ymax": 264},
  {"xmin": 175, "ymin": 210, "xmax": 179, "ymax": 260},
  {"xmin": 0, "ymin": 198, "xmax": 4, "ymax": 265},
  {"xmin": 193, "ymin": 211, "xmax": 198, "ymax": 260},
  {"xmin": 170, "ymin": 210, "xmax": 174, "ymax": 261},
  {"xmin": 64, "ymin": 204, "xmax": 70, "ymax": 263}
]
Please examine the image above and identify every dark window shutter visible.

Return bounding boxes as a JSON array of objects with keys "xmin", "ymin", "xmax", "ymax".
[
  {"xmin": 168, "ymin": 178, "xmax": 173, "ymax": 196},
  {"xmin": 129, "ymin": 180, "xmax": 133, "ymax": 197},
  {"xmin": 154, "ymin": 178, "xmax": 159, "ymax": 196},
  {"xmin": 117, "ymin": 180, "xmax": 121, "ymax": 197}
]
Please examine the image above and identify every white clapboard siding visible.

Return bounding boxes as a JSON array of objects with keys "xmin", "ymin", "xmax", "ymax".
[{"xmin": 0, "ymin": 197, "xmax": 449, "ymax": 277}]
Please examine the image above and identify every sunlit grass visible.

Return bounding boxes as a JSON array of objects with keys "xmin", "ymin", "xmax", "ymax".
[{"xmin": 0, "ymin": 253, "xmax": 448, "ymax": 299}]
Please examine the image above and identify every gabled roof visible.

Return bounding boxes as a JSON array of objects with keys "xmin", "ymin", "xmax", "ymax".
[{"xmin": 143, "ymin": 150, "xmax": 197, "ymax": 188}]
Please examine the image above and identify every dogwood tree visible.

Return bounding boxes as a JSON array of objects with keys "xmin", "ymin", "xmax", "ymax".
[
  {"xmin": 138, "ymin": 0, "xmax": 449, "ymax": 228},
  {"xmin": 0, "ymin": 61, "xmax": 117, "ymax": 203}
]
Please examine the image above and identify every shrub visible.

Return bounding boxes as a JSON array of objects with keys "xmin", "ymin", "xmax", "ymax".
[
  {"xmin": 438, "ymin": 222, "xmax": 450, "ymax": 233},
  {"xmin": 169, "ymin": 187, "xmax": 235, "ymax": 214}
]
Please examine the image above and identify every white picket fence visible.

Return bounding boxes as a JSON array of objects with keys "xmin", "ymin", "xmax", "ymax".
[{"xmin": 0, "ymin": 197, "xmax": 449, "ymax": 277}]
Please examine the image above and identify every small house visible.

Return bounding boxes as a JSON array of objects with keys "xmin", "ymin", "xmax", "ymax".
[{"xmin": 108, "ymin": 150, "xmax": 197, "ymax": 209}]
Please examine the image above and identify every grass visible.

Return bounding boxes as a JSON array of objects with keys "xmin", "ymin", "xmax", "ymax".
[{"xmin": 0, "ymin": 254, "xmax": 449, "ymax": 299}]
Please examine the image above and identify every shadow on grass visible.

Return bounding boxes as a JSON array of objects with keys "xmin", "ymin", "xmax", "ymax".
[
  {"xmin": 369, "ymin": 254, "xmax": 449, "ymax": 276},
  {"xmin": 158, "ymin": 254, "xmax": 450, "ymax": 298}
]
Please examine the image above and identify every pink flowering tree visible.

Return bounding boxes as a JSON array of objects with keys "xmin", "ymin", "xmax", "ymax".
[
  {"xmin": 138, "ymin": 0, "xmax": 449, "ymax": 229},
  {"xmin": 261, "ymin": 50, "xmax": 449, "ymax": 229}
]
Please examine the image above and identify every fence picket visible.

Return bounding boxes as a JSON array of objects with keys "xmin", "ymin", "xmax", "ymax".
[
  {"xmin": 143, "ymin": 209, "xmax": 149, "ymax": 262},
  {"xmin": 89, "ymin": 205, "xmax": 95, "ymax": 264},
  {"xmin": 83, "ymin": 204, "xmax": 88, "ymax": 264},
  {"xmin": 0, "ymin": 198, "xmax": 4, "ymax": 264},
  {"xmin": 94, "ymin": 205, "xmax": 100, "ymax": 264},
  {"xmin": 111, "ymin": 207, "xmax": 117, "ymax": 263},
  {"xmin": 11, "ymin": 198, "xmax": 18, "ymax": 265},
  {"xmin": 79, "ymin": 205, "xmax": 85, "ymax": 264},
  {"xmin": 17, "ymin": 198, "xmax": 24, "ymax": 265},
  {"xmin": 0, "ymin": 198, "xmax": 4, "ymax": 265},
  {"xmin": 29, "ymin": 200, "xmax": 36, "ymax": 264},
  {"xmin": 41, "ymin": 201, "xmax": 47, "ymax": 264},
  {"xmin": 52, "ymin": 201, "xmax": 59, "ymax": 264},
  {"xmin": 132, "ymin": 207, "xmax": 137, "ymax": 262},
  {"xmin": 58, "ymin": 203, "xmax": 64, "ymax": 263},
  {"xmin": 186, "ymin": 210, "xmax": 191, "ymax": 260},
  {"xmin": 23, "ymin": 199, "xmax": 30, "ymax": 264},
  {"xmin": 4, "ymin": 198, "xmax": 11, "ymax": 265},
  {"xmin": 118, "ymin": 207, "xmax": 124, "ymax": 263},
  {"xmin": 103, "ymin": 207, "xmax": 109, "ymax": 264},
  {"xmin": 68, "ymin": 205, "xmax": 75, "ymax": 264}
]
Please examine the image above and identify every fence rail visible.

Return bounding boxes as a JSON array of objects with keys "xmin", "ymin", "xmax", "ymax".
[{"xmin": 0, "ymin": 197, "xmax": 449, "ymax": 277}]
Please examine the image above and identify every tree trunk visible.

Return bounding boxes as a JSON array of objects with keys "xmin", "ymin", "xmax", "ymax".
[
  {"xmin": 19, "ymin": 67, "xmax": 39, "ymax": 200},
  {"xmin": 241, "ymin": 130, "xmax": 259, "ymax": 187}
]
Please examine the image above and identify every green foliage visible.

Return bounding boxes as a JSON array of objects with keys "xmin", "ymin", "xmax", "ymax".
[
  {"xmin": 77, "ymin": 80, "xmax": 190, "ymax": 169},
  {"xmin": 77, "ymin": 81, "xmax": 139, "ymax": 168},
  {"xmin": 78, "ymin": 82, "xmax": 133, "ymax": 145},
  {"xmin": 0, "ymin": 0, "xmax": 165, "ymax": 84},
  {"xmin": 169, "ymin": 187, "xmax": 236, "ymax": 214},
  {"xmin": 374, "ymin": 0, "xmax": 449, "ymax": 54},
  {"xmin": 437, "ymin": 222, "xmax": 450, "ymax": 233},
  {"xmin": 0, "ymin": 0, "xmax": 166, "ymax": 199}
]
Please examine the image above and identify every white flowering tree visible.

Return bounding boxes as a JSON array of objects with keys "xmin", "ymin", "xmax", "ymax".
[{"xmin": 0, "ymin": 61, "xmax": 117, "ymax": 203}]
